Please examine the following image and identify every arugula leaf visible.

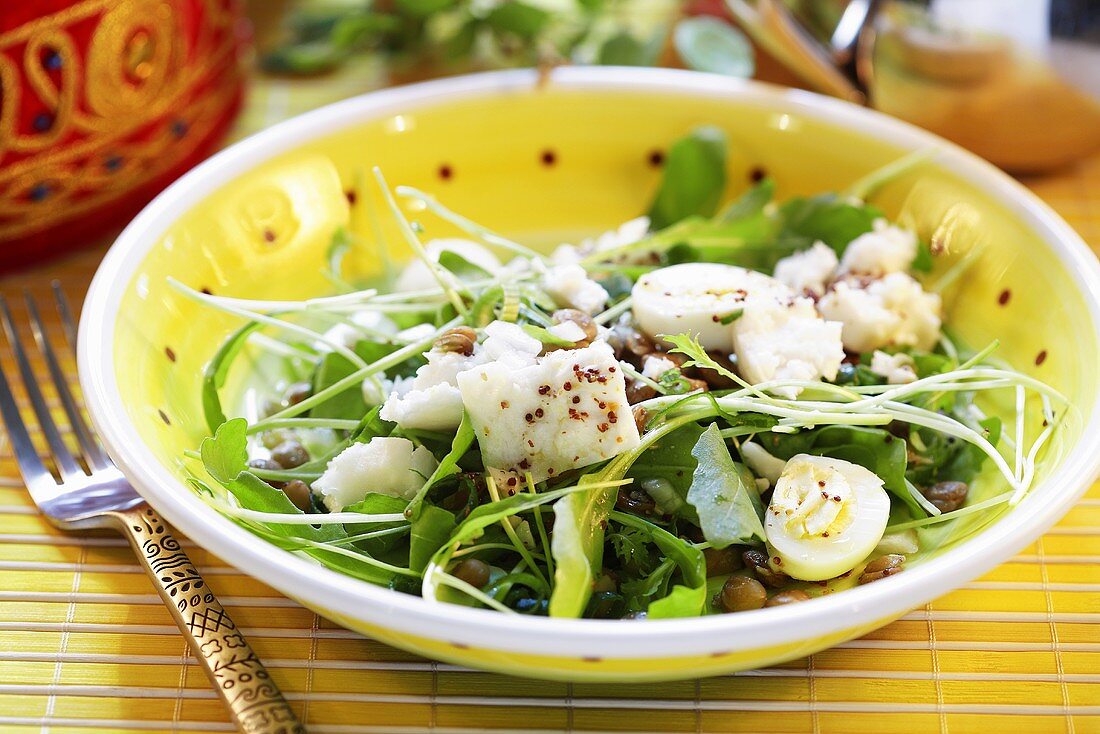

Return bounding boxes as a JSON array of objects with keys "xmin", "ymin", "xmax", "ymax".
[
  {"xmin": 759, "ymin": 425, "xmax": 919, "ymax": 516},
  {"xmin": 521, "ymin": 323, "xmax": 577, "ymax": 348},
  {"xmin": 200, "ymin": 419, "xmax": 341, "ymax": 542},
  {"xmin": 203, "ymin": 322, "xmax": 264, "ymax": 433},
  {"xmin": 719, "ymin": 178, "xmax": 775, "ymax": 222},
  {"xmin": 777, "ymin": 193, "xmax": 882, "ymax": 255},
  {"xmin": 687, "ymin": 424, "xmax": 765, "ymax": 547},
  {"xmin": 611, "ymin": 512, "xmax": 706, "ymax": 618},
  {"xmin": 311, "ymin": 340, "xmax": 398, "ymax": 420},
  {"xmin": 626, "ymin": 422, "xmax": 705, "ymax": 521},
  {"xmin": 549, "ymin": 475, "xmax": 618, "ymax": 617},
  {"xmin": 410, "ymin": 504, "xmax": 457, "ymax": 572},
  {"xmin": 200, "ymin": 417, "xmax": 250, "ymax": 482},
  {"xmin": 344, "ymin": 493, "xmax": 409, "ymax": 554},
  {"xmin": 673, "ymin": 16, "xmax": 754, "ymax": 78},
  {"xmin": 647, "ymin": 127, "xmax": 729, "ymax": 230},
  {"xmin": 437, "ymin": 249, "xmax": 492, "ymax": 282},
  {"xmin": 407, "ymin": 411, "xmax": 475, "ymax": 516}
]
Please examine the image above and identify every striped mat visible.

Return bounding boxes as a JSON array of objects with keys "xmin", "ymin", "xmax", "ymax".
[{"xmin": 0, "ymin": 63, "xmax": 1099, "ymax": 733}]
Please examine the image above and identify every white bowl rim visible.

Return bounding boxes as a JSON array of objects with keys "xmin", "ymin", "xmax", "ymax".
[{"xmin": 79, "ymin": 66, "xmax": 1100, "ymax": 661}]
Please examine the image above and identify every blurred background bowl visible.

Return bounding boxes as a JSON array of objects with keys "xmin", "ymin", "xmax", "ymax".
[{"xmin": 0, "ymin": 0, "xmax": 248, "ymax": 270}]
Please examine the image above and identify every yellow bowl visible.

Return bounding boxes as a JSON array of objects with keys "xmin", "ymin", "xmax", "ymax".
[{"xmin": 79, "ymin": 68, "xmax": 1100, "ymax": 682}]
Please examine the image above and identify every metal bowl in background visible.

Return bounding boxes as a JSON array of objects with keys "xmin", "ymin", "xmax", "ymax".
[{"xmin": 728, "ymin": 0, "xmax": 1100, "ymax": 172}]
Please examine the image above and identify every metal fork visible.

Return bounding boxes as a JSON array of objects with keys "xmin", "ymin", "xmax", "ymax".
[{"xmin": 0, "ymin": 284, "xmax": 304, "ymax": 734}]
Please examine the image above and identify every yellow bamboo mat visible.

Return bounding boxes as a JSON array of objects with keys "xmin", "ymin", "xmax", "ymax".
[{"xmin": 1, "ymin": 67, "xmax": 1100, "ymax": 734}]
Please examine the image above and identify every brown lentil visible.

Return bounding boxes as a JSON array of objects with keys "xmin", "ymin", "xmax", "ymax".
[
  {"xmin": 615, "ymin": 487, "xmax": 657, "ymax": 515},
  {"xmin": 742, "ymin": 548, "xmax": 790, "ymax": 588},
  {"xmin": 632, "ymin": 405, "xmax": 650, "ymax": 433},
  {"xmin": 716, "ymin": 575, "xmax": 767, "ymax": 612},
  {"xmin": 452, "ymin": 559, "xmax": 491, "ymax": 588},
  {"xmin": 764, "ymin": 589, "xmax": 811, "ymax": 607},
  {"xmin": 271, "ymin": 440, "xmax": 310, "ymax": 469},
  {"xmin": 920, "ymin": 481, "xmax": 969, "ymax": 513},
  {"xmin": 626, "ymin": 380, "xmax": 657, "ymax": 404},
  {"xmin": 704, "ymin": 547, "xmax": 744, "ymax": 577},
  {"xmin": 282, "ymin": 480, "xmax": 312, "ymax": 512},
  {"xmin": 434, "ymin": 326, "xmax": 478, "ymax": 356},
  {"xmin": 859, "ymin": 554, "xmax": 906, "ymax": 585}
]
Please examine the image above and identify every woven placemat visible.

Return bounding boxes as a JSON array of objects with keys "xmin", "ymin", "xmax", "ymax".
[{"xmin": 1, "ymin": 68, "xmax": 1098, "ymax": 734}]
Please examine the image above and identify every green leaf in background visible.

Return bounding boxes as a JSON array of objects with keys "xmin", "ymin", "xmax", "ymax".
[
  {"xmin": 777, "ymin": 193, "xmax": 882, "ymax": 255},
  {"xmin": 395, "ymin": 0, "xmax": 458, "ymax": 19},
  {"xmin": 311, "ymin": 340, "xmax": 398, "ymax": 421},
  {"xmin": 719, "ymin": 177, "xmax": 775, "ymax": 222},
  {"xmin": 202, "ymin": 322, "xmax": 264, "ymax": 434},
  {"xmin": 673, "ymin": 16, "xmax": 754, "ymax": 78},
  {"xmin": 437, "ymin": 249, "xmax": 492, "ymax": 282},
  {"xmin": 597, "ymin": 31, "xmax": 664, "ymax": 67},
  {"xmin": 549, "ymin": 475, "xmax": 618, "ymax": 617},
  {"xmin": 647, "ymin": 126, "xmax": 729, "ymax": 230},
  {"xmin": 687, "ymin": 423, "xmax": 765, "ymax": 547},
  {"xmin": 485, "ymin": 1, "xmax": 551, "ymax": 40}
]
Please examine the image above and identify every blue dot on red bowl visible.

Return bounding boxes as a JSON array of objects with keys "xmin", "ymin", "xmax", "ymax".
[
  {"xmin": 28, "ymin": 183, "xmax": 52, "ymax": 201},
  {"xmin": 42, "ymin": 49, "xmax": 63, "ymax": 70},
  {"xmin": 170, "ymin": 119, "xmax": 188, "ymax": 138},
  {"xmin": 32, "ymin": 112, "xmax": 54, "ymax": 132}
]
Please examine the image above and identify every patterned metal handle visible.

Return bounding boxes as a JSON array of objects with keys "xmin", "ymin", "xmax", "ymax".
[{"xmin": 110, "ymin": 504, "xmax": 305, "ymax": 733}]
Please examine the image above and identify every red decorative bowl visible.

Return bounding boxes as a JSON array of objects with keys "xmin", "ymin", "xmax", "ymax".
[{"xmin": 0, "ymin": 0, "xmax": 248, "ymax": 270}]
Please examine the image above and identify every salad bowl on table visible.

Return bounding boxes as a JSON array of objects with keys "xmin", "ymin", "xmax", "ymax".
[{"xmin": 78, "ymin": 68, "xmax": 1100, "ymax": 682}]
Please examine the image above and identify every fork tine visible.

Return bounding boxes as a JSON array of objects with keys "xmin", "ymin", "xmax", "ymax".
[
  {"xmin": 0, "ymin": 295, "xmax": 82, "ymax": 479},
  {"xmin": 52, "ymin": 281, "xmax": 78, "ymax": 356},
  {"xmin": 26, "ymin": 292, "xmax": 110, "ymax": 471},
  {"xmin": 0, "ymin": 328, "xmax": 51, "ymax": 487}
]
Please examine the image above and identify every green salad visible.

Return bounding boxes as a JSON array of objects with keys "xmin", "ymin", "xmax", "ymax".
[{"xmin": 181, "ymin": 127, "xmax": 1067, "ymax": 619}]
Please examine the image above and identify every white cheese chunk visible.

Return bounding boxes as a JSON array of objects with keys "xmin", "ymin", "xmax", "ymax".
[
  {"xmin": 641, "ymin": 354, "xmax": 678, "ymax": 380},
  {"xmin": 838, "ymin": 219, "xmax": 918, "ymax": 277},
  {"xmin": 732, "ymin": 296, "xmax": 844, "ymax": 399},
  {"xmin": 817, "ymin": 273, "xmax": 942, "ymax": 353},
  {"xmin": 773, "ymin": 241, "xmax": 838, "ymax": 296},
  {"xmin": 456, "ymin": 340, "xmax": 640, "ymax": 484},
  {"xmin": 870, "ymin": 350, "xmax": 918, "ymax": 384},
  {"xmin": 548, "ymin": 320, "xmax": 587, "ymax": 343},
  {"xmin": 313, "ymin": 437, "xmax": 438, "ymax": 511},
  {"xmin": 394, "ymin": 238, "xmax": 502, "ymax": 293},
  {"xmin": 542, "ymin": 263, "xmax": 610, "ymax": 315}
]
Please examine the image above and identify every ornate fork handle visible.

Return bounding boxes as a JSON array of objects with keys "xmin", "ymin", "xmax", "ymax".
[{"xmin": 108, "ymin": 504, "xmax": 304, "ymax": 733}]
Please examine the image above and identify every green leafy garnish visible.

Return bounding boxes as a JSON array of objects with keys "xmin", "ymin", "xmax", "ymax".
[{"xmin": 687, "ymin": 423, "xmax": 765, "ymax": 547}]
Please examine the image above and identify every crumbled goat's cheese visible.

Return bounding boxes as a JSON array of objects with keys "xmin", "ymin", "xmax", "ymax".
[
  {"xmin": 870, "ymin": 350, "xmax": 919, "ymax": 384},
  {"xmin": 838, "ymin": 219, "xmax": 918, "ymax": 277},
  {"xmin": 773, "ymin": 242, "xmax": 838, "ymax": 296},
  {"xmin": 817, "ymin": 273, "xmax": 942, "ymax": 353},
  {"xmin": 542, "ymin": 263, "xmax": 610, "ymax": 315},
  {"xmin": 313, "ymin": 437, "xmax": 438, "ymax": 511}
]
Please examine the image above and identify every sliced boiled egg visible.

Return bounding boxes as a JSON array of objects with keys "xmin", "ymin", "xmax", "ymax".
[
  {"xmin": 765, "ymin": 454, "xmax": 890, "ymax": 581},
  {"xmin": 631, "ymin": 263, "xmax": 787, "ymax": 352}
]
